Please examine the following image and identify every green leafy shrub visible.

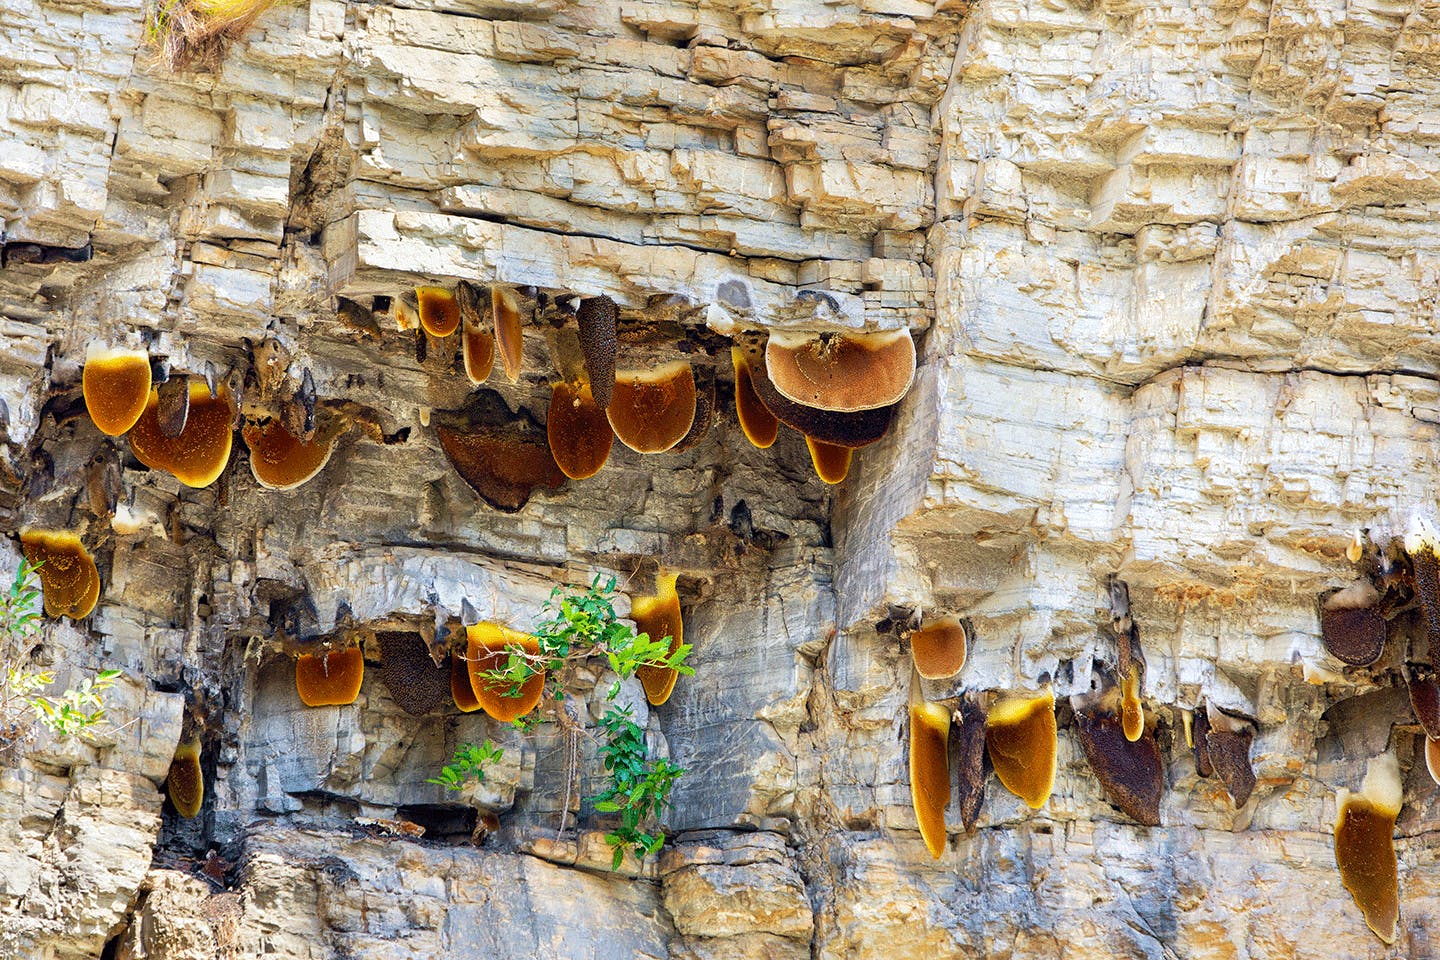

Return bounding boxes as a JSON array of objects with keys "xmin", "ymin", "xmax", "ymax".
[
  {"xmin": 434, "ymin": 576, "xmax": 693, "ymax": 869},
  {"xmin": 426, "ymin": 739, "xmax": 503, "ymax": 791},
  {"xmin": 0, "ymin": 560, "xmax": 119, "ymax": 758}
]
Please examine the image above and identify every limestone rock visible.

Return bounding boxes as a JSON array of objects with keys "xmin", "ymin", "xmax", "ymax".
[{"xmin": 4, "ymin": 0, "xmax": 1440, "ymax": 955}]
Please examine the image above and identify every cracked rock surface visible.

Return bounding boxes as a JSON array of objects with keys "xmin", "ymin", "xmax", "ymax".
[{"xmin": 3, "ymin": 0, "xmax": 1440, "ymax": 957}]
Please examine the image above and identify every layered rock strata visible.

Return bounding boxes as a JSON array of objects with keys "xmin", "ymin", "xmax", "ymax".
[{"xmin": 3, "ymin": 0, "xmax": 1440, "ymax": 957}]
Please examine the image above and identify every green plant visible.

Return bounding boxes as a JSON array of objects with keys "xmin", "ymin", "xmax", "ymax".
[
  {"xmin": 426, "ymin": 738, "xmax": 503, "ymax": 791},
  {"xmin": 591, "ymin": 704, "xmax": 685, "ymax": 866},
  {"xmin": 434, "ymin": 576, "xmax": 693, "ymax": 869},
  {"xmin": 0, "ymin": 560, "xmax": 120, "ymax": 757}
]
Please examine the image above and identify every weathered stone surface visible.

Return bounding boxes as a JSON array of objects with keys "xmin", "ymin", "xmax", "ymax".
[
  {"xmin": 6, "ymin": 0, "xmax": 1440, "ymax": 956},
  {"xmin": 0, "ymin": 767, "xmax": 170, "ymax": 960},
  {"xmin": 661, "ymin": 832, "xmax": 812, "ymax": 941},
  {"xmin": 108, "ymin": 871, "xmax": 230, "ymax": 960},
  {"xmin": 229, "ymin": 824, "xmax": 673, "ymax": 959}
]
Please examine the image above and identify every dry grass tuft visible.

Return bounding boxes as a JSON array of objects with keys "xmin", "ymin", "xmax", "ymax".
[{"xmin": 146, "ymin": 0, "xmax": 279, "ymax": 71}]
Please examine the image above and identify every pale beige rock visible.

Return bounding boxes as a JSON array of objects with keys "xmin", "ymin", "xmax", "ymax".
[
  {"xmin": 109, "ymin": 872, "xmax": 225, "ymax": 960},
  {"xmin": 5, "ymin": 0, "xmax": 1440, "ymax": 956},
  {"xmin": 661, "ymin": 832, "xmax": 813, "ymax": 941}
]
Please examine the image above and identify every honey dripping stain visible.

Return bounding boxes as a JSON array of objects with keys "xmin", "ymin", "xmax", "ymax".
[{"xmin": 82, "ymin": 345, "xmax": 151, "ymax": 436}]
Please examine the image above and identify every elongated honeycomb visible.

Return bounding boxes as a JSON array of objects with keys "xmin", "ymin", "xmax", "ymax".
[
  {"xmin": 547, "ymin": 380, "xmax": 614, "ymax": 480},
  {"xmin": 951, "ymin": 697, "xmax": 987, "ymax": 832},
  {"xmin": 576, "ymin": 296, "xmax": 617, "ymax": 408},
  {"xmin": 1075, "ymin": 709, "xmax": 1162, "ymax": 826},
  {"xmin": 632, "ymin": 573, "xmax": 683, "ymax": 707},
  {"xmin": 451, "ymin": 655, "xmax": 482, "ymax": 713},
  {"xmin": 804, "ymin": 435, "xmax": 852, "ymax": 484},
  {"xmin": 1334, "ymin": 753, "xmax": 1402, "ymax": 944},
  {"xmin": 167, "ymin": 738, "xmax": 203, "ymax": 819},
  {"xmin": 464, "ymin": 324, "xmax": 495, "ymax": 385},
  {"xmin": 378, "ymin": 631, "xmax": 450, "ymax": 717},
  {"xmin": 731, "ymin": 348, "xmax": 778, "ymax": 449},
  {"xmin": 909, "ymin": 699, "xmax": 950, "ymax": 859},
  {"xmin": 985, "ymin": 689, "xmax": 1056, "ymax": 810},
  {"xmin": 492, "ymin": 286, "xmax": 527, "ymax": 383},
  {"xmin": 1120, "ymin": 663, "xmax": 1144, "ymax": 743}
]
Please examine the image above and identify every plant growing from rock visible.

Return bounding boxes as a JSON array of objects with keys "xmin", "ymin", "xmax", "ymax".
[
  {"xmin": 0, "ymin": 560, "xmax": 119, "ymax": 759},
  {"xmin": 427, "ymin": 738, "xmax": 504, "ymax": 792},
  {"xmin": 432, "ymin": 576, "xmax": 692, "ymax": 869},
  {"xmin": 145, "ymin": 0, "xmax": 279, "ymax": 72}
]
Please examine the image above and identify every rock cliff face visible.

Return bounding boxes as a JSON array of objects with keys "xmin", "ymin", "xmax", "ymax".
[{"xmin": 3, "ymin": 0, "xmax": 1440, "ymax": 957}]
